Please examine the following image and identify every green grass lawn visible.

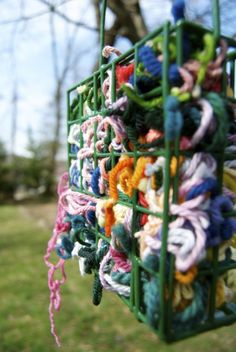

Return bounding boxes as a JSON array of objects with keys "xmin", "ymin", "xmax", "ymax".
[{"xmin": 0, "ymin": 204, "xmax": 236, "ymax": 352}]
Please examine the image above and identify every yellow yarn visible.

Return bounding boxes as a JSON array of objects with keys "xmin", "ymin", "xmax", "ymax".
[
  {"xmin": 113, "ymin": 204, "xmax": 130, "ymax": 224},
  {"xmin": 137, "ymin": 177, "xmax": 149, "ymax": 193},
  {"xmin": 225, "ymin": 269, "xmax": 236, "ymax": 302},
  {"xmin": 223, "ymin": 167, "xmax": 236, "ymax": 194},
  {"xmin": 215, "ymin": 278, "xmax": 225, "ymax": 308},
  {"xmin": 230, "ymin": 235, "xmax": 236, "ymax": 248},
  {"xmin": 131, "ymin": 157, "xmax": 153, "ymax": 189},
  {"xmin": 173, "ymin": 282, "xmax": 194, "ymax": 312},
  {"xmin": 119, "ymin": 167, "xmax": 133, "ymax": 197}
]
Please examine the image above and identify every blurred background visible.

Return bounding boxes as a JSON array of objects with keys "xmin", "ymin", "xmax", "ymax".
[{"xmin": 0, "ymin": 1, "xmax": 236, "ymax": 351}]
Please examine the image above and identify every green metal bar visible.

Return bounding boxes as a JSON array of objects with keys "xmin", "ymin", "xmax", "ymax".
[
  {"xmin": 79, "ymin": 93, "xmax": 84, "ymax": 191},
  {"xmin": 166, "ymin": 139, "xmax": 180, "ymax": 337},
  {"xmin": 93, "ymin": 73, "xmax": 98, "ymax": 112},
  {"xmin": 99, "ymin": 0, "xmax": 107, "ymax": 67},
  {"xmin": 67, "ymin": 91, "xmax": 71, "ymax": 171},
  {"xmin": 208, "ymin": 246, "xmax": 219, "ymax": 323},
  {"xmin": 110, "ymin": 62, "xmax": 116, "ymax": 167},
  {"xmin": 158, "ymin": 21, "xmax": 171, "ymax": 340},
  {"xmin": 176, "ymin": 23, "xmax": 183, "ymax": 66},
  {"xmin": 133, "ymin": 256, "xmax": 141, "ymax": 316},
  {"xmin": 135, "ymin": 205, "xmax": 163, "ymax": 218},
  {"xmin": 133, "ymin": 45, "xmax": 138, "ymax": 88},
  {"xmin": 212, "ymin": 0, "xmax": 220, "ymax": 42}
]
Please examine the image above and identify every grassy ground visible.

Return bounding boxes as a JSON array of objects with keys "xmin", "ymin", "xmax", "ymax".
[{"xmin": 0, "ymin": 204, "xmax": 236, "ymax": 352}]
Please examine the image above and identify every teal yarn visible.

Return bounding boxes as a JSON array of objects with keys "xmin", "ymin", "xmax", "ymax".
[
  {"xmin": 173, "ymin": 282, "xmax": 207, "ymax": 330},
  {"xmin": 96, "ymin": 240, "xmax": 110, "ymax": 263},
  {"xmin": 111, "ymin": 223, "xmax": 132, "ymax": 255},
  {"xmin": 143, "ymin": 276, "xmax": 160, "ymax": 328},
  {"xmin": 55, "ymin": 234, "xmax": 74, "ymax": 260},
  {"xmin": 164, "ymin": 95, "xmax": 183, "ymax": 141},
  {"xmin": 111, "ymin": 271, "xmax": 131, "ymax": 285},
  {"xmin": 143, "ymin": 276, "xmax": 207, "ymax": 330},
  {"xmin": 143, "ymin": 254, "xmax": 160, "ymax": 271}
]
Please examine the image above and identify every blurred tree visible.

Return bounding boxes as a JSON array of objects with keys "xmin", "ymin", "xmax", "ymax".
[{"xmin": 0, "ymin": 141, "xmax": 17, "ymax": 202}]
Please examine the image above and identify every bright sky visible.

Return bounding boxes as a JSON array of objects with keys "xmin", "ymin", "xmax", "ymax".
[{"xmin": 0, "ymin": 0, "xmax": 235, "ymax": 158}]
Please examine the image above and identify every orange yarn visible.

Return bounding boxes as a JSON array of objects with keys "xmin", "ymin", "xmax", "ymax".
[
  {"xmin": 104, "ymin": 200, "xmax": 115, "ymax": 237},
  {"xmin": 109, "ymin": 158, "xmax": 134, "ymax": 201},
  {"xmin": 131, "ymin": 157, "xmax": 153, "ymax": 189},
  {"xmin": 119, "ymin": 167, "xmax": 133, "ymax": 197},
  {"xmin": 175, "ymin": 266, "xmax": 198, "ymax": 285}
]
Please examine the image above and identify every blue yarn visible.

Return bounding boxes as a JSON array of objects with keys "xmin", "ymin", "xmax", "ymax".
[
  {"xmin": 91, "ymin": 167, "xmax": 101, "ymax": 196},
  {"xmin": 186, "ymin": 178, "xmax": 218, "ymax": 201},
  {"xmin": 172, "ymin": 0, "xmax": 185, "ymax": 23},
  {"xmin": 138, "ymin": 46, "xmax": 162, "ymax": 78},
  {"xmin": 70, "ymin": 164, "xmax": 80, "ymax": 188},
  {"xmin": 164, "ymin": 95, "xmax": 183, "ymax": 140},
  {"xmin": 168, "ymin": 63, "xmax": 181, "ymax": 84},
  {"xmin": 206, "ymin": 195, "xmax": 236, "ymax": 247},
  {"xmin": 70, "ymin": 144, "xmax": 79, "ymax": 154},
  {"xmin": 87, "ymin": 209, "xmax": 96, "ymax": 226},
  {"xmin": 55, "ymin": 235, "xmax": 74, "ymax": 260}
]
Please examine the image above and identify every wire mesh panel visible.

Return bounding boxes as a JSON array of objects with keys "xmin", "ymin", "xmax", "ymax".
[{"xmin": 63, "ymin": 0, "xmax": 236, "ymax": 342}]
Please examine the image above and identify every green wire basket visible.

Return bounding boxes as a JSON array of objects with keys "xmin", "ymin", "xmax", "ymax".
[{"xmin": 66, "ymin": 0, "xmax": 236, "ymax": 342}]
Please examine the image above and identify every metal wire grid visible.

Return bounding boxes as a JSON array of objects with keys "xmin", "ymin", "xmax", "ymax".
[{"xmin": 66, "ymin": 1, "xmax": 236, "ymax": 342}]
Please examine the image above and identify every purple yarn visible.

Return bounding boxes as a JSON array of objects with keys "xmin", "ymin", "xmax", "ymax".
[
  {"xmin": 91, "ymin": 167, "xmax": 101, "ymax": 196},
  {"xmin": 206, "ymin": 195, "xmax": 236, "ymax": 247},
  {"xmin": 186, "ymin": 178, "xmax": 218, "ymax": 201}
]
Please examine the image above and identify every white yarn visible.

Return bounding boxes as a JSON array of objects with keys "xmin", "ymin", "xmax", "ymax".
[
  {"xmin": 68, "ymin": 124, "xmax": 81, "ymax": 147},
  {"xmin": 103, "ymin": 274, "xmax": 130, "ymax": 297},
  {"xmin": 71, "ymin": 241, "xmax": 86, "ymax": 276}
]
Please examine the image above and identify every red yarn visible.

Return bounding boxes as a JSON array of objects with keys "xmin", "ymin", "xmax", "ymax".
[
  {"xmin": 138, "ymin": 192, "xmax": 149, "ymax": 208},
  {"xmin": 140, "ymin": 213, "xmax": 148, "ymax": 226},
  {"xmin": 116, "ymin": 63, "xmax": 134, "ymax": 85}
]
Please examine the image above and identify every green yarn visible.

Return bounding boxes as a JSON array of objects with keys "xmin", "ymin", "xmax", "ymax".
[
  {"xmin": 122, "ymin": 85, "xmax": 163, "ymax": 108},
  {"xmin": 195, "ymin": 33, "xmax": 215, "ymax": 85},
  {"xmin": 203, "ymin": 93, "xmax": 229, "ymax": 152},
  {"xmin": 92, "ymin": 272, "xmax": 103, "ymax": 306}
]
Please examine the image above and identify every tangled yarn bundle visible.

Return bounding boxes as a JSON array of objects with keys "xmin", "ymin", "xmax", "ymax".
[{"xmin": 45, "ymin": 0, "xmax": 236, "ymax": 345}]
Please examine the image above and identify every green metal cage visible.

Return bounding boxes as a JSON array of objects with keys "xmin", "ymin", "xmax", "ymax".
[{"xmin": 66, "ymin": 0, "xmax": 236, "ymax": 342}]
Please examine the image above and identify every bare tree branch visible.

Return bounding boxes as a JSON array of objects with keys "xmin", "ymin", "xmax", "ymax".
[
  {"xmin": 0, "ymin": 0, "xmax": 98, "ymax": 32},
  {"xmin": 37, "ymin": 0, "xmax": 98, "ymax": 31}
]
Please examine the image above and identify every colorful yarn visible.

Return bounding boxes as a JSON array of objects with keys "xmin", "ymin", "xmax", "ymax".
[
  {"xmin": 109, "ymin": 157, "xmax": 134, "ymax": 201},
  {"xmin": 46, "ymin": 12, "xmax": 236, "ymax": 346}
]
